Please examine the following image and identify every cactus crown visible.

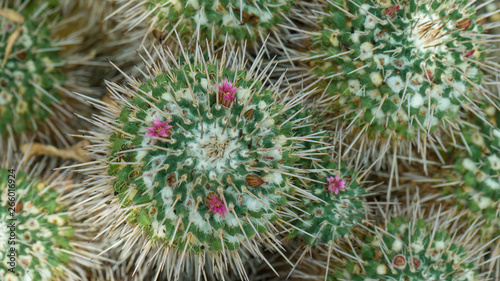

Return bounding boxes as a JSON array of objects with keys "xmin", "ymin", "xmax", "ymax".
[
  {"xmin": 0, "ymin": 7, "xmax": 66, "ymax": 136},
  {"xmin": 0, "ymin": 169, "xmax": 74, "ymax": 281},
  {"xmin": 330, "ymin": 216, "xmax": 479, "ymax": 281},
  {"xmin": 311, "ymin": 0, "xmax": 486, "ymax": 139}
]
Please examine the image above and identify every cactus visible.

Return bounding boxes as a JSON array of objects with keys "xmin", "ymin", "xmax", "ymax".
[
  {"xmin": 329, "ymin": 216, "xmax": 483, "ymax": 280},
  {"xmin": 444, "ymin": 106, "xmax": 500, "ymax": 240},
  {"xmin": 110, "ymin": 0, "xmax": 294, "ymax": 44},
  {"xmin": 0, "ymin": 6, "xmax": 67, "ymax": 137},
  {"xmin": 286, "ymin": 156, "xmax": 366, "ymax": 246},
  {"xmin": 0, "ymin": 169, "xmax": 74, "ymax": 280},
  {"xmin": 77, "ymin": 42, "xmax": 346, "ymax": 280},
  {"xmin": 308, "ymin": 0, "xmax": 489, "ymax": 141},
  {"xmin": 0, "ymin": 152, "xmax": 106, "ymax": 281}
]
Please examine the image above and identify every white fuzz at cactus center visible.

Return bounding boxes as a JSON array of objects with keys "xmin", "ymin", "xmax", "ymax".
[{"xmin": 71, "ymin": 39, "xmax": 358, "ymax": 280}]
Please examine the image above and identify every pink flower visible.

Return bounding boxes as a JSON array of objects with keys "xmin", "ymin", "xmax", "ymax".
[
  {"xmin": 326, "ymin": 175, "xmax": 347, "ymax": 195},
  {"xmin": 206, "ymin": 193, "xmax": 227, "ymax": 217},
  {"xmin": 145, "ymin": 116, "xmax": 173, "ymax": 138},
  {"xmin": 213, "ymin": 77, "xmax": 238, "ymax": 107}
]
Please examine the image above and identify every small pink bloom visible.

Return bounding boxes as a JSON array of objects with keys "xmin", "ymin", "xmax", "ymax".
[
  {"xmin": 145, "ymin": 116, "xmax": 173, "ymax": 138},
  {"xmin": 206, "ymin": 193, "xmax": 227, "ymax": 217},
  {"xmin": 213, "ymin": 77, "xmax": 238, "ymax": 107},
  {"xmin": 326, "ymin": 175, "xmax": 347, "ymax": 195}
]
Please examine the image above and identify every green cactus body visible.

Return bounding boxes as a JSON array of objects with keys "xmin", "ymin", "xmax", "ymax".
[
  {"xmin": 449, "ymin": 108, "xmax": 500, "ymax": 238},
  {"xmin": 330, "ymin": 217, "xmax": 478, "ymax": 281},
  {"xmin": 288, "ymin": 158, "xmax": 366, "ymax": 245},
  {"xmin": 312, "ymin": 0, "xmax": 485, "ymax": 139},
  {"xmin": 143, "ymin": 0, "xmax": 293, "ymax": 42},
  {"xmin": 106, "ymin": 59, "xmax": 327, "ymax": 256},
  {"xmin": 0, "ymin": 169, "xmax": 73, "ymax": 281},
  {"xmin": 0, "ymin": 9, "xmax": 66, "ymax": 136}
]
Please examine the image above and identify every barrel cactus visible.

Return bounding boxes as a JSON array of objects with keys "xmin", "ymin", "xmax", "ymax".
[
  {"xmin": 77, "ymin": 42, "xmax": 347, "ymax": 280},
  {"xmin": 308, "ymin": 0, "xmax": 490, "ymax": 142},
  {"xmin": 329, "ymin": 216, "xmax": 483, "ymax": 280},
  {"xmin": 110, "ymin": 0, "xmax": 294, "ymax": 44}
]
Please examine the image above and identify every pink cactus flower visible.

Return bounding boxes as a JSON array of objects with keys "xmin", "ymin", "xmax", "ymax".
[
  {"xmin": 214, "ymin": 77, "xmax": 238, "ymax": 107},
  {"xmin": 326, "ymin": 175, "xmax": 347, "ymax": 195},
  {"xmin": 206, "ymin": 193, "xmax": 227, "ymax": 217},
  {"xmin": 145, "ymin": 116, "xmax": 173, "ymax": 138}
]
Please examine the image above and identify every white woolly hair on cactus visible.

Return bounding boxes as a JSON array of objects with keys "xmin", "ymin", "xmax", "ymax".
[
  {"xmin": 68, "ymin": 34, "xmax": 352, "ymax": 280},
  {"xmin": 0, "ymin": 141, "xmax": 107, "ymax": 281}
]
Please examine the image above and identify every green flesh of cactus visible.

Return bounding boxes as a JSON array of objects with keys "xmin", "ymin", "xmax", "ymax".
[
  {"xmin": 0, "ymin": 169, "xmax": 73, "ymax": 281},
  {"xmin": 312, "ymin": 0, "xmax": 485, "ymax": 139},
  {"xmin": 0, "ymin": 10, "xmax": 66, "ymax": 136}
]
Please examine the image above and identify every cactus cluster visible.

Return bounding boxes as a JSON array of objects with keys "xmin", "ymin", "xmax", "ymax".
[
  {"xmin": 310, "ymin": 0, "xmax": 486, "ymax": 140},
  {"xmin": 0, "ymin": 169, "xmax": 74, "ymax": 281},
  {"xmin": 330, "ymin": 216, "xmax": 479, "ymax": 280},
  {"xmin": 0, "ymin": 8, "xmax": 66, "ymax": 136},
  {"xmin": 3, "ymin": 0, "xmax": 500, "ymax": 280}
]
